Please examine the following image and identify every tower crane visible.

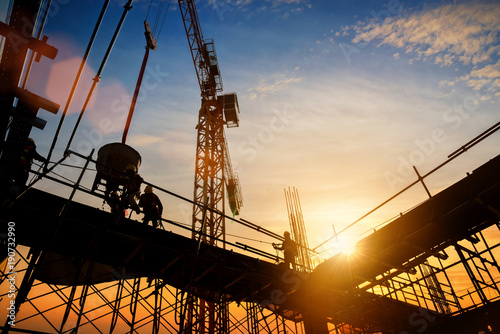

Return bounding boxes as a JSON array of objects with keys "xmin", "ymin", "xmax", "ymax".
[
  {"xmin": 177, "ymin": 0, "xmax": 242, "ymax": 332},
  {"xmin": 178, "ymin": 0, "xmax": 242, "ymax": 245}
]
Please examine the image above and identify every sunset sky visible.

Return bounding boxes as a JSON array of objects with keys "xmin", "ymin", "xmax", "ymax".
[{"xmin": 5, "ymin": 0, "xmax": 499, "ymax": 260}]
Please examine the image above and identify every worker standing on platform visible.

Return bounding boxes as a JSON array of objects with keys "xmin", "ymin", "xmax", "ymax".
[
  {"xmin": 273, "ymin": 231, "xmax": 297, "ymax": 270},
  {"xmin": 139, "ymin": 185, "xmax": 163, "ymax": 228},
  {"xmin": 123, "ymin": 164, "xmax": 143, "ymax": 214},
  {"xmin": 107, "ymin": 191, "xmax": 122, "ymax": 214},
  {"xmin": 12, "ymin": 138, "xmax": 46, "ymax": 189}
]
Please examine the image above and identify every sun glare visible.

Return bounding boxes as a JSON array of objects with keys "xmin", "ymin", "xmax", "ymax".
[{"xmin": 335, "ymin": 236, "xmax": 357, "ymax": 256}]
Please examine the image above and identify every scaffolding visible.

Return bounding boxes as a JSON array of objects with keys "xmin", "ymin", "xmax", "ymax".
[
  {"xmin": 2, "ymin": 0, "xmax": 500, "ymax": 332},
  {"xmin": 1, "ymin": 145, "xmax": 500, "ymax": 333},
  {"xmin": 0, "ymin": 150, "xmax": 305, "ymax": 333}
]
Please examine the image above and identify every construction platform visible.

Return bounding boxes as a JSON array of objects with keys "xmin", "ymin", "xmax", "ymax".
[
  {"xmin": 0, "ymin": 187, "xmax": 441, "ymax": 330},
  {"xmin": 292, "ymin": 152, "xmax": 500, "ymax": 331},
  {"xmin": 1, "ymin": 152, "xmax": 500, "ymax": 332},
  {"xmin": 309, "ymin": 152, "xmax": 500, "ymax": 289}
]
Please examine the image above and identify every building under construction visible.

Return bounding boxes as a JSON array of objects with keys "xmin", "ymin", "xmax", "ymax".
[{"xmin": 1, "ymin": 1, "xmax": 500, "ymax": 333}]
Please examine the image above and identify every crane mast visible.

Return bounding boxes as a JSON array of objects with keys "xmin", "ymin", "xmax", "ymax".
[
  {"xmin": 178, "ymin": 0, "xmax": 241, "ymax": 332},
  {"xmin": 179, "ymin": 0, "xmax": 241, "ymax": 244},
  {"xmin": 179, "ymin": 0, "xmax": 227, "ymax": 247}
]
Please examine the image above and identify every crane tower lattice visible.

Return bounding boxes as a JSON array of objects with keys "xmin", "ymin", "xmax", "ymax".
[{"xmin": 177, "ymin": 0, "xmax": 241, "ymax": 332}]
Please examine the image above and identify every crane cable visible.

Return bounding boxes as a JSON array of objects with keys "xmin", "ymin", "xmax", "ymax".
[
  {"xmin": 145, "ymin": 0, "xmax": 153, "ymax": 19},
  {"xmin": 154, "ymin": 0, "xmax": 171, "ymax": 41},
  {"xmin": 152, "ymin": 0, "xmax": 163, "ymax": 34},
  {"xmin": 145, "ymin": 0, "xmax": 171, "ymax": 41}
]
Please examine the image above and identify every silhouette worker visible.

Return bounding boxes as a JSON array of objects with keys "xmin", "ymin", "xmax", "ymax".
[
  {"xmin": 273, "ymin": 231, "xmax": 297, "ymax": 270},
  {"xmin": 139, "ymin": 185, "xmax": 163, "ymax": 228},
  {"xmin": 123, "ymin": 164, "xmax": 143, "ymax": 214},
  {"xmin": 12, "ymin": 138, "xmax": 46, "ymax": 188}
]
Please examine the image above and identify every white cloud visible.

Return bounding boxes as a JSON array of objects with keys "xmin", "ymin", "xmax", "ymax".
[
  {"xmin": 467, "ymin": 78, "xmax": 490, "ymax": 91},
  {"xmin": 207, "ymin": 0, "xmax": 311, "ymax": 17},
  {"xmin": 470, "ymin": 59, "xmax": 500, "ymax": 79},
  {"xmin": 247, "ymin": 73, "xmax": 303, "ymax": 99},
  {"xmin": 352, "ymin": 4, "xmax": 500, "ymax": 66},
  {"xmin": 127, "ymin": 134, "xmax": 162, "ymax": 147},
  {"xmin": 268, "ymin": 0, "xmax": 306, "ymax": 5},
  {"xmin": 435, "ymin": 53, "xmax": 455, "ymax": 66},
  {"xmin": 439, "ymin": 79, "xmax": 455, "ymax": 88},
  {"xmin": 208, "ymin": 0, "xmax": 253, "ymax": 6},
  {"xmin": 350, "ymin": 3, "xmax": 500, "ymax": 101}
]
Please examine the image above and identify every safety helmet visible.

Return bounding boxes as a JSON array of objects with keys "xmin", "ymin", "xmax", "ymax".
[
  {"xmin": 125, "ymin": 164, "xmax": 137, "ymax": 173},
  {"xmin": 284, "ymin": 231, "xmax": 290, "ymax": 237},
  {"xmin": 144, "ymin": 185, "xmax": 153, "ymax": 193}
]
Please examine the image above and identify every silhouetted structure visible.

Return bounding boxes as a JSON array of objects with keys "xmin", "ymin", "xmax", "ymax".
[
  {"xmin": 1, "ymin": 1, "xmax": 500, "ymax": 333},
  {"xmin": 2, "ymin": 151, "xmax": 500, "ymax": 333}
]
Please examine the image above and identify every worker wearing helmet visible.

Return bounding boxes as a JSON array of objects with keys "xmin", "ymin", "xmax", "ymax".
[
  {"xmin": 273, "ymin": 231, "xmax": 297, "ymax": 270},
  {"xmin": 12, "ymin": 138, "xmax": 46, "ymax": 189},
  {"xmin": 139, "ymin": 185, "xmax": 163, "ymax": 228},
  {"xmin": 123, "ymin": 164, "xmax": 143, "ymax": 214}
]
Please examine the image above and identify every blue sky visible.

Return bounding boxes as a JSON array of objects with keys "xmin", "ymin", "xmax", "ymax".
[{"xmin": 7, "ymin": 0, "xmax": 500, "ymax": 258}]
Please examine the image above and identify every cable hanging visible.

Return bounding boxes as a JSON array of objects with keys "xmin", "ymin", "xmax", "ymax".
[
  {"xmin": 145, "ymin": 0, "xmax": 154, "ymax": 21},
  {"xmin": 146, "ymin": 0, "xmax": 171, "ymax": 42},
  {"xmin": 155, "ymin": 0, "xmax": 171, "ymax": 41},
  {"xmin": 152, "ymin": 0, "xmax": 164, "ymax": 35}
]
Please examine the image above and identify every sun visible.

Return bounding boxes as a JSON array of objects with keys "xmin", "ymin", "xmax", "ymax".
[{"xmin": 335, "ymin": 236, "xmax": 357, "ymax": 256}]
